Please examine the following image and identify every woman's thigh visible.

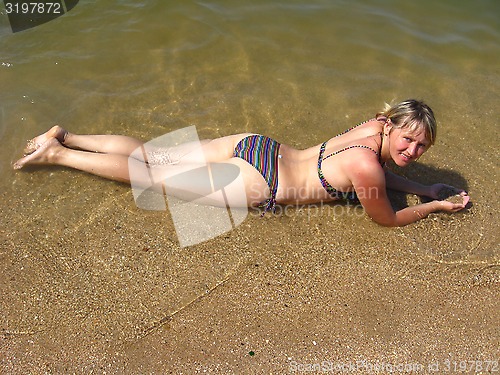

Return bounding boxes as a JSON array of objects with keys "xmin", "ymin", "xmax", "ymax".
[{"xmin": 149, "ymin": 157, "xmax": 269, "ymax": 208}]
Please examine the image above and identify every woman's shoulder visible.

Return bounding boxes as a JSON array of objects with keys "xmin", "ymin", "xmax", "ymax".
[
  {"xmin": 322, "ymin": 119, "xmax": 380, "ymax": 143},
  {"xmin": 336, "ymin": 133, "xmax": 384, "ymax": 173},
  {"xmin": 343, "ymin": 118, "xmax": 383, "ymax": 135},
  {"xmin": 342, "ymin": 148, "xmax": 385, "ymax": 186}
]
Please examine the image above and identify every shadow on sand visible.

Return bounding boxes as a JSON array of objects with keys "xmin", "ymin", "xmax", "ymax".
[{"xmin": 387, "ymin": 161, "xmax": 470, "ymax": 210}]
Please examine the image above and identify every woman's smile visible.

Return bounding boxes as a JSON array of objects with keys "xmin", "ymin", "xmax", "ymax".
[{"xmin": 390, "ymin": 129, "xmax": 430, "ymax": 166}]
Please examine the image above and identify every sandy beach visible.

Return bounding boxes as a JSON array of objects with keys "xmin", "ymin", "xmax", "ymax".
[
  {"xmin": 1, "ymin": 0, "xmax": 499, "ymax": 373},
  {"xmin": 1, "ymin": 161, "xmax": 498, "ymax": 373}
]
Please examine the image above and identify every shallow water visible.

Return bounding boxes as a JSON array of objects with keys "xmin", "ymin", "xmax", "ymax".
[
  {"xmin": 1, "ymin": 0, "xmax": 498, "ymax": 239},
  {"xmin": 0, "ymin": 0, "xmax": 499, "ymax": 367}
]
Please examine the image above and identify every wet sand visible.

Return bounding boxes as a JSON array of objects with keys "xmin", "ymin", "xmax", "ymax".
[
  {"xmin": 1, "ymin": 1, "xmax": 499, "ymax": 372},
  {"xmin": 1, "ymin": 158, "xmax": 498, "ymax": 373}
]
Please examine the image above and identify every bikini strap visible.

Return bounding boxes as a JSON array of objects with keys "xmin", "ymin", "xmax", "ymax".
[
  {"xmin": 317, "ymin": 141, "xmax": 338, "ymax": 197},
  {"xmin": 322, "ymin": 131, "xmax": 383, "ymax": 162},
  {"xmin": 322, "ymin": 144, "xmax": 379, "ymax": 161},
  {"xmin": 334, "ymin": 118, "xmax": 376, "ymax": 137}
]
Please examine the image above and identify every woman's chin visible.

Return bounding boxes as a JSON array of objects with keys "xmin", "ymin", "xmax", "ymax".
[{"xmin": 393, "ymin": 154, "xmax": 413, "ymax": 167}]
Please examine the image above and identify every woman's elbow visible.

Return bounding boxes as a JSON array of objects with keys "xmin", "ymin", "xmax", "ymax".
[{"xmin": 370, "ymin": 215, "xmax": 399, "ymax": 227}]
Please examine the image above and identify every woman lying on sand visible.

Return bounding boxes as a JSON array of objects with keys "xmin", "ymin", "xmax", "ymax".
[{"xmin": 14, "ymin": 99, "xmax": 468, "ymax": 226}]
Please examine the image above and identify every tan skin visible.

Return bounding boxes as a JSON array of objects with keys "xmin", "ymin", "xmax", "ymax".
[
  {"xmin": 276, "ymin": 118, "xmax": 467, "ymax": 226},
  {"xmin": 13, "ymin": 119, "xmax": 467, "ymax": 226}
]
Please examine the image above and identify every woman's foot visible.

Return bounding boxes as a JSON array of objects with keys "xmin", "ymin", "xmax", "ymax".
[
  {"xmin": 14, "ymin": 138, "xmax": 62, "ymax": 170},
  {"xmin": 24, "ymin": 125, "xmax": 68, "ymax": 154}
]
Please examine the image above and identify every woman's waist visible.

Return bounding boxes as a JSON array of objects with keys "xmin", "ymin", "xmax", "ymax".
[
  {"xmin": 276, "ymin": 153, "xmax": 357, "ymax": 203},
  {"xmin": 278, "ymin": 143, "xmax": 321, "ymax": 161},
  {"xmin": 277, "ymin": 158, "xmax": 332, "ymax": 203},
  {"xmin": 275, "ymin": 181, "xmax": 339, "ymax": 204}
]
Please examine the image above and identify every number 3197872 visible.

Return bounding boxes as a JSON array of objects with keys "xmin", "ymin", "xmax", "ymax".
[{"xmin": 5, "ymin": 2, "xmax": 62, "ymax": 14}]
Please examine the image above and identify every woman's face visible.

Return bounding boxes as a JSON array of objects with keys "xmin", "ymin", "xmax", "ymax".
[{"xmin": 389, "ymin": 126, "xmax": 431, "ymax": 167}]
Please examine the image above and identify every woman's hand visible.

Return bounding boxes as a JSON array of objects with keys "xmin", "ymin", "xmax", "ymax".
[
  {"xmin": 435, "ymin": 199, "xmax": 468, "ymax": 213},
  {"xmin": 425, "ymin": 183, "xmax": 469, "ymax": 213},
  {"xmin": 427, "ymin": 183, "xmax": 468, "ymax": 200}
]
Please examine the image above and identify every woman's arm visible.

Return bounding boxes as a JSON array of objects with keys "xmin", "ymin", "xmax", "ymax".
[
  {"xmin": 351, "ymin": 162, "xmax": 466, "ymax": 227},
  {"xmin": 384, "ymin": 168, "xmax": 431, "ymax": 196},
  {"xmin": 384, "ymin": 168, "xmax": 468, "ymax": 200}
]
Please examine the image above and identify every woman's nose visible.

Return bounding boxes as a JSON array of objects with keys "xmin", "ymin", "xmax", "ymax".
[{"xmin": 408, "ymin": 143, "xmax": 418, "ymax": 156}]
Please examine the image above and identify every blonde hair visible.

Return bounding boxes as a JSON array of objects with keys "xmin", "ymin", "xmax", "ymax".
[{"xmin": 376, "ymin": 99, "xmax": 437, "ymax": 145}]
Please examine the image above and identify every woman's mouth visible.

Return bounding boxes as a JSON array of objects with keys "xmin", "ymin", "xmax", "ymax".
[{"xmin": 400, "ymin": 153, "xmax": 412, "ymax": 162}]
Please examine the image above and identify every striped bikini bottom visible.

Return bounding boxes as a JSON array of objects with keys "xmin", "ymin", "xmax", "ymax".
[{"xmin": 233, "ymin": 135, "xmax": 281, "ymax": 214}]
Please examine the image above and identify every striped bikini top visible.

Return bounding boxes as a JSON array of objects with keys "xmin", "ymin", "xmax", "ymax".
[{"xmin": 317, "ymin": 119, "xmax": 382, "ymax": 199}]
